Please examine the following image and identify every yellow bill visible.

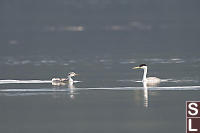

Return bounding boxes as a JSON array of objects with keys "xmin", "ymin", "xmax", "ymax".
[{"xmin": 132, "ymin": 66, "xmax": 141, "ymax": 69}]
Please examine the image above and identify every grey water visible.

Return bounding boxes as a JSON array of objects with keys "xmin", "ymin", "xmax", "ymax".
[{"xmin": 1, "ymin": 0, "xmax": 200, "ymax": 133}]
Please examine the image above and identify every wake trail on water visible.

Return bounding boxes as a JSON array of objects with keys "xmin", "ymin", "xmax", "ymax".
[
  {"xmin": 0, "ymin": 80, "xmax": 52, "ymax": 84},
  {"xmin": 118, "ymin": 78, "xmax": 199, "ymax": 83},
  {"xmin": 0, "ymin": 80, "xmax": 83, "ymax": 84}
]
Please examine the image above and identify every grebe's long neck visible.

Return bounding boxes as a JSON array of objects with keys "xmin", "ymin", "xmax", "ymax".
[
  {"xmin": 142, "ymin": 67, "xmax": 147, "ymax": 82},
  {"xmin": 68, "ymin": 76, "xmax": 73, "ymax": 82}
]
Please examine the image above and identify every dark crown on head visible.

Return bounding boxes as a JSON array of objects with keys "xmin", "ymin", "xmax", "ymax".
[{"xmin": 139, "ymin": 64, "xmax": 147, "ymax": 67}]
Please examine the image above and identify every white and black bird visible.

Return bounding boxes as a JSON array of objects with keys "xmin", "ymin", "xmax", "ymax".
[
  {"xmin": 52, "ymin": 72, "xmax": 78, "ymax": 84},
  {"xmin": 133, "ymin": 64, "xmax": 161, "ymax": 85}
]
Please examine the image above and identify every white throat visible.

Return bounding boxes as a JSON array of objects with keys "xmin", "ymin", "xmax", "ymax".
[{"xmin": 142, "ymin": 67, "xmax": 148, "ymax": 82}]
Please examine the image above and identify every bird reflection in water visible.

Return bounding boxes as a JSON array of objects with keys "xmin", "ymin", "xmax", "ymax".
[
  {"xmin": 68, "ymin": 81, "xmax": 76, "ymax": 99},
  {"xmin": 143, "ymin": 82, "xmax": 148, "ymax": 108},
  {"xmin": 143, "ymin": 81, "xmax": 160, "ymax": 108},
  {"xmin": 52, "ymin": 81, "xmax": 78, "ymax": 99}
]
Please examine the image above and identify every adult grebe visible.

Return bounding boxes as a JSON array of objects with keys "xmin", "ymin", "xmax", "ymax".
[
  {"xmin": 52, "ymin": 72, "xmax": 78, "ymax": 84},
  {"xmin": 133, "ymin": 64, "xmax": 161, "ymax": 84}
]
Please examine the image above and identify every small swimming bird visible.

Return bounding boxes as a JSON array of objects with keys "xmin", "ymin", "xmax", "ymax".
[
  {"xmin": 52, "ymin": 72, "xmax": 78, "ymax": 84},
  {"xmin": 133, "ymin": 64, "xmax": 161, "ymax": 85}
]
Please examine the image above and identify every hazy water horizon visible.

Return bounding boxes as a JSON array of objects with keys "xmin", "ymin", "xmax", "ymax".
[{"xmin": 1, "ymin": 0, "xmax": 200, "ymax": 57}]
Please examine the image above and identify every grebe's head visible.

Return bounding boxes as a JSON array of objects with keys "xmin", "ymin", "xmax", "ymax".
[
  {"xmin": 68, "ymin": 72, "xmax": 78, "ymax": 77},
  {"xmin": 133, "ymin": 64, "xmax": 147, "ymax": 69}
]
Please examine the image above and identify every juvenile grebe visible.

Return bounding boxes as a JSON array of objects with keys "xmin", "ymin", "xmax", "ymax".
[
  {"xmin": 133, "ymin": 64, "xmax": 161, "ymax": 85},
  {"xmin": 52, "ymin": 72, "xmax": 78, "ymax": 84}
]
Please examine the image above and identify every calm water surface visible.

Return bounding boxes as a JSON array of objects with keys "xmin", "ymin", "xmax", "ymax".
[{"xmin": 0, "ymin": 56, "xmax": 200, "ymax": 133}]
